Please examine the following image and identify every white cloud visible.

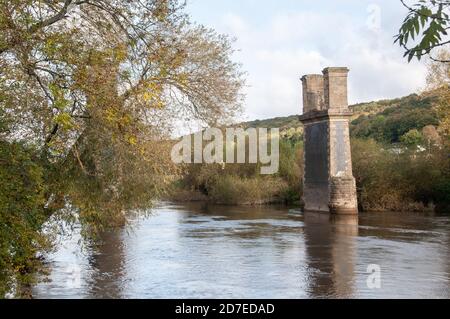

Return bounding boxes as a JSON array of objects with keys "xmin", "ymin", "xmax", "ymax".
[{"xmin": 217, "ymin": 8, "xmax": 427, "ymax": 121}]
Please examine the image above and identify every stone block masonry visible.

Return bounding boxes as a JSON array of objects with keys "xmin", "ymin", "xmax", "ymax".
[
  {"xmin": 299, "ymin": 67, "xmax": 358, "ymax": 215},
  {"xmin": 301, "ymin": 74, "xmax": 324, "ymax": 113}
]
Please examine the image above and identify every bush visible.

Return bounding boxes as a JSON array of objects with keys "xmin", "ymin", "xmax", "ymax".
[
  {"xmin": 208, "ymin": 175, "xmax": 288, "ymax": 205},
  {"xmin": 176, "ymin": 136, "xmax": 303, "ymax": 205},
  {"xmin": 0, "ymin": 141, "xmax": 50, "ymax": 297},
  {"xmin": 351, "ymin": 138, "xmax": 449, "ymax": 212},
  {"xmin": 400, "ymin": 129, "xmax": 424, "ymax": 147}
]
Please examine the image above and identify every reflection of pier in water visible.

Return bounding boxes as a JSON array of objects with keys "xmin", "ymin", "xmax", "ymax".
[{"xmin": 303, "ymin": 212, "xmax": 358, "ymax": 298}]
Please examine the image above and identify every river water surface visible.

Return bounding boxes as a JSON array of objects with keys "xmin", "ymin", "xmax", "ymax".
[{"xmin": 33, "ymin": 202, "xmax": 450, "ymax": 298}]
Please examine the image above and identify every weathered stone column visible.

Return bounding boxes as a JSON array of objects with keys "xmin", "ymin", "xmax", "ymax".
[
  {"xmin": 299, "ymin": 74, "xmax": 329, "ymax": 213},
  {"xmin": 302, "ymin": 74, "xmax": 324, "ymax": 113},
  {"xmin": 299, "ymin": 67, "xmax": 358, "ymax": 215}
]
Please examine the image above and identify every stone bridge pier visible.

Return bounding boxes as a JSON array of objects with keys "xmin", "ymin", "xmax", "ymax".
[{"xmin": 299, "ymin": 67, "xmax": 358, "ymax": 215}]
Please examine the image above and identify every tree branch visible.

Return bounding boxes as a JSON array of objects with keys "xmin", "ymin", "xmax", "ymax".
[{"xmin": 29, "ymin": 0, "xmax": 74, "ymax": 33}]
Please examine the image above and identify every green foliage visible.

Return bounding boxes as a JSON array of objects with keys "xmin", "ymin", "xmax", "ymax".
[
  {"xmin": 395, "ymin": 0, "xmax": 450, "ymax": 62},
  {"xmin": 0, "ymin": 141, "xmax": 50, "ymax": 297},
  {"xmin": 351, "ymin": 94, "xmax": 439, "ymax": 143},
  {"xmin": 400, "ymin": 129, "xmax": 424, "ymax": 146},
  {"xmin": 351, "ymin": 138, "xmax": 450, "ymax": 212},
  {"xmin": 0, "ymin": 107, "xmax": 10, "ymax": 134},
  {"xmin": 277, "ymin": 138, "xmax": 303, "ymax": 202}
]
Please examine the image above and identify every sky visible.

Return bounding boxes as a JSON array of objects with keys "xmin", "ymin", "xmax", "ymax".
[{"xmin": 186, "ymin": 0, "xmax": 428, "ymax": 122}]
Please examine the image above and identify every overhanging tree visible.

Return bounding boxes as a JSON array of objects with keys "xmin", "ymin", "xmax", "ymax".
[
  {"xmin": 0, "ymin": 0, "xmax": 245, "ymax": 294},
  {"xmin": 0, "ymin": 0, "xmax": 244, "ymax": 220}
]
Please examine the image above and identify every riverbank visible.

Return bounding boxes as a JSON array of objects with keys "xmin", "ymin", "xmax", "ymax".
[
  {"xmin": 165, "ymin": 186, "xmax": 438, "ymax": 213},
  {"xmin": 168, "ymin": 136, "xmax": 449, "ymax": 213},
  {"xmin": 166, "ymin": 187, "xmax": 300, "ymax": 206}
]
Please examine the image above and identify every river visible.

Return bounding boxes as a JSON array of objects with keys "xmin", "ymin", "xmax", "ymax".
[{"xmin": 32, "ymin": 202, "xmax": 450, "ymax": 299}]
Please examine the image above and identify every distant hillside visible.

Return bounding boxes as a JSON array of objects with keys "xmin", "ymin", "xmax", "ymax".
[
  {"xmin": 240, "ymin": 115, "xmax": 303, "ymax": 141},
  {"xmin": 239, "ymin": 93, "xmax": 440, "ymax": 144},
  {"xmin": 350, "ymin": 93, "xmax": 439, "ymax": 143},
  {"xmin": 242, "ymin": 115, "xmax": 302, "ymax": 130}
]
